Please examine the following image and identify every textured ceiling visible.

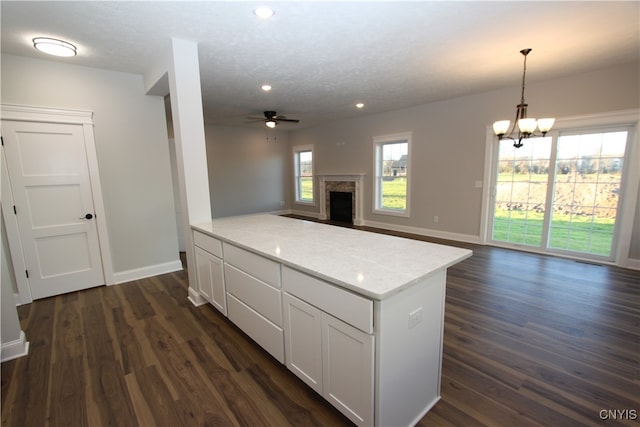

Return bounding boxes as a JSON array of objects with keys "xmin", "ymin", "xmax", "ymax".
[{"xmin": 1, "ymin": 1, "xmax": 639, "ymax": 129}]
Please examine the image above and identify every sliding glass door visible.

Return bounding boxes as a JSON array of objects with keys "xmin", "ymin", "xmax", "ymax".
[
  {"xmin": 492, "ymin": 137, "xmax": 552, "ymax": 247},
  {"xmin": 490, "ymin": 127, "xmax": 630, "ymax": 261}
]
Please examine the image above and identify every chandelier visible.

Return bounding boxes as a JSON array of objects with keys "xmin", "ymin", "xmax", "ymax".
[{"xmin": 493, "ymin": 48, "xmax": 554, "ymax": 148}]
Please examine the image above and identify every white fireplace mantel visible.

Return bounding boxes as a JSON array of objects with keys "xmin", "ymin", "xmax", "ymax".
[{"xmin": 318, "ymin": 173, "xmax": 365, "ymax": 225}]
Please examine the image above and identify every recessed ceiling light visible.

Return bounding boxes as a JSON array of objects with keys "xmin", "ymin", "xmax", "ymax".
[
  {"xmin": 254, "ymin": 7, "xmax": 275, "ymax": 19},
  {"xmin": 33, "ymin": 37, "xmax": 77, "ymax": 57},
  {"xmin": 261, "ymin": 84, "xmax": 272, "ymax": 92},
  {"xmin": 356, "ymin": 103, "xmax": 365, "ymax": 109}
]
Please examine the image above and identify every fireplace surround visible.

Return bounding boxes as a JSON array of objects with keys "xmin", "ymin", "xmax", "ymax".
[{"xmin": 318, "ymin": 173, "xmax": 365, "ymax": 226}]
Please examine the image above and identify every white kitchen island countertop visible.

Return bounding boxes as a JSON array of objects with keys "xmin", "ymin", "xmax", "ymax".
[{"xmin": 192, "ymin": 214, "xmax": 472, "ymax": 300}]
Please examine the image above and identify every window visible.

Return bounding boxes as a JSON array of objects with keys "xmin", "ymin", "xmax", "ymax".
[
  {"xmin": 294, "ymin": 145, "xmax": 314, "ymax": 204},
  {"xmin": 374, "ymin": 133, "xmax": 411, "ymax": 216},
  {"xmin": 487, "ymin": 112, "xmax": 638, "ymax": 263}
]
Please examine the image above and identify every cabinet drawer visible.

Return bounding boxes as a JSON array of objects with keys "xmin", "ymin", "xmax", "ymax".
[
  {"xmin": 227, "ymin": 294, "xmax": 284, "ymax": 363},
  {"xmin": 223, "ymin": 243, "xmax": 280, "ymax": 287},
  {"xmin": 282, "ymin": 267, "xmax": 373, "ymax": 334},
  {"xmin": 193, "ymin": 231, "xmax": 223, "ymax": 258},
  {"xmin": 225, "ymin": 263, "xmax": 282, "ymax": 326}
]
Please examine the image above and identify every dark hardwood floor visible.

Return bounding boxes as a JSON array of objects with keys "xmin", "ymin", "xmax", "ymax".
[{"xmin": 2, "ymin": 221, "xmax": 639, "ymax": 426}]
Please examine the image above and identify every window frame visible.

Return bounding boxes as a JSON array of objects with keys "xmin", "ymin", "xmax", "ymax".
[
  {"xmin": 373, "ymin": 132, "xmax": 412, "ymax": 217},
  {"xmin": 480, "ymin": 109, "xmax": 640, "ymax": 267},
  {"xmin": 293, "ymin": 145, "xmax": 315, "ymax": 205}
]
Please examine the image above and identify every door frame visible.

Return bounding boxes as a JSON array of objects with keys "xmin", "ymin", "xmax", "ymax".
[
  {"xmin": 1, "ymin": 104, "xmax": 114, "ymax": 304},
  {"xmin": 480, "ymin": 108, "xmax": 640, "ymax": 268}
]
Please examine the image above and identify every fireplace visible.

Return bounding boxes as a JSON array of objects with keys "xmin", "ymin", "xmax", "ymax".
[
  {"xmin": 329, "ymin": 191, "xmax": 353, "ymax": 223},
  {"xmin": 318, "ymin": 174, "xmax": 365, "ymax": 226}
]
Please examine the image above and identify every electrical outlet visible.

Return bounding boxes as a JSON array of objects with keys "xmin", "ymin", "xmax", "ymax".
[{"xmin": 408, "ymin": 307, "xmax": 423, "ymax": 329}]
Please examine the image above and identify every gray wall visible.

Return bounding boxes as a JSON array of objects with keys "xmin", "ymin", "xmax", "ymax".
[
  {"xmin": 289, "ymin": 62, "xmax": 640, "ymax": 258},
  {"xmin": 1, "ymin": 54, "xmax": 180, "ymax": 275},
  {"xmin": 205, "ymin": 125, "xmax": 289, "ymax": 218}
]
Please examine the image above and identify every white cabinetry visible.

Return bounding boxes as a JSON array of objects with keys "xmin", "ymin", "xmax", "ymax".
[
  {"xmin": 323, "ymin": 312, "xmax": 374, "ymax": 427},
  {"xmin": 282, "ymin": 267, "xmax": 374, "ymax": 426},
  {"xmin": 193, "ymin": 232, "xmax": 226, "ymax": 315},
  {"xmin": 223, "ymin": 243, "xmax": 284, "ymax": 363},
  {"xmin": 192, "ymin": 215, "xmax": 470, "ymax": 427},
  {"xmin": 283, "ymin": 293, "xmax": 323, "ymax": 394}
]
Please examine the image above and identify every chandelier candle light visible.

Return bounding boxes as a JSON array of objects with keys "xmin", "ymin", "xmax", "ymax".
[{"xmin": 493, "ymin": 48, "xmax": 555, "ymax": 148}]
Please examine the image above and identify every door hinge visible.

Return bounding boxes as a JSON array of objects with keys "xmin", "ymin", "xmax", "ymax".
[{"xmin": 25, "ymin": 270, "xmax": 29, "ymax": 278}]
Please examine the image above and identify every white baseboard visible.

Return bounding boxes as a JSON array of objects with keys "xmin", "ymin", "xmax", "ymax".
[
  {"xmin": 1, "ymin": 331, "xmax": 29, "ymax": 362},
  {"xmin": 188, "ymin": 286, "xmax": 208, "ymax": 307},
  {"xmin": 625, "ymin": 258, "xmax": 640, "ymax": 270},
  {"xmin": 112, "ymin": 259, "xmax": 183, "ymax": 285},
  {"xmin": 362, "ymin": 219, "xmax": 480, "ymax": 244},
  {"xmin": 287, "ymin": 209, "xmax": 320, "ymax": 219},
  {"xmin": 284, "ymin": 211, "xmax": 479, "ymax": 244}
]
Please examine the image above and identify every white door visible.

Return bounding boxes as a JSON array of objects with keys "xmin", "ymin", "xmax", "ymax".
[{"xmin": 2, "ymin": 120, "xmax": 104, "ymax": 299}]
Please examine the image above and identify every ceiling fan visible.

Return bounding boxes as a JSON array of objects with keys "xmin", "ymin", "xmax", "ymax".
[{"xmin": 246, "ymin": 111, "xmax": 300, "ymax": 128}]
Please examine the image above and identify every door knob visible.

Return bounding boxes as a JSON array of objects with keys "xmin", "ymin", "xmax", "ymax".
[{"xmin": 79, "ymin": 213, "xmax": 94, "ymax": 220}]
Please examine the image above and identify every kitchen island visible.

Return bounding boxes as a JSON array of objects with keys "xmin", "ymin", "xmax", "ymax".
[{"xmin": 191, "ymin": 214, "xmax": 472, "ymax": 426}]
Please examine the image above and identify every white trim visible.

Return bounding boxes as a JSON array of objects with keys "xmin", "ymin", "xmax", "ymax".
[
  {"xmin": 1, "ymin": 151, "xmax": 32, "ymax": 304},
  {"xmin": 317, "ymin": 173, "xmax": 366, "ymax": 225},
  {"xmin": 1, "ymin": 331, "xmax": 29, "ymax": 362},
  {"xmin": 626, "ymin": 258, "xmax": 640, "ymax": 270},
  {"xmin": 479, "ymin": 125, "xmax": 497, "ymax": 244},
  {"xmin": 373, "ymin": 132, "xmax": 412, "ymax": 218},
  {"xmin": 113, "ymin": 259, "xmax": 183, "ymax": 285},
  {"xmin": 288, "ymin": 209, "xmax": 321, "ymax": 219},
  {"xmin": 1, "ymin": 104, "xmax": 114, "ymax": 300},
  {"xmin": 482, "ymin": 109, "xmax": 640, "ymax": 268},
  {"xmin": 614, "ymin": 117, "xmax": 639, "ymax": 269},
  {"xmin": 0, "ymin": 104, "xmax": 93, "ymax": 124},
  {"xmin": 363, "ymin": 219, "xmax": 480, "ymax": 244},
  {"xmin": 81, "ymin": 121, "xmax": 115, "ymax": 285},
  {"xmin": 285, "ymin": 211, "xmax": 479, "ymax": 244},
  {"xmin": 293, "ymin": 144, "xmax": 316, "ymax": 206},
  {"xmin": 188, "ymin": 286, "xmax": 208, "ymax": 307}
]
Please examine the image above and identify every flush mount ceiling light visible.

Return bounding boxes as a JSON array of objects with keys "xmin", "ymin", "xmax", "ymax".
[
  {"xmin": 254, "ymin": 6, "xmax": 275, "ymax": 19},
  {"xmin": 493, "ymin": 49, "xmax": 554, "ymax": 148},
  {"xmin": 33, "ymin": 37, "xmax": 77, "ymax": 57},
  {"xmin": 356, "ymin": 103, "xmax": 365, "ymax": 109},
  {"xmin": 261, "ymin": 84, "xmax": 272, "ymax": 92}
]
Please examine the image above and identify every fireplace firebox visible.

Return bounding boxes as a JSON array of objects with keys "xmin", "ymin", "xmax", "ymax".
[{"xmin": 329, "ymin": 191, "xmax": 353, "ymax": 224}]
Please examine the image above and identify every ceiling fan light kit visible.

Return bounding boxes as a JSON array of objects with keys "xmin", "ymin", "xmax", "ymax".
[
  {"xmin": 493, "ymin": 48, "xmax": 555, "ymax": 148},
  {"xmin": 246, "ymin": 110, "xmax": 300, "ymax": 128}
]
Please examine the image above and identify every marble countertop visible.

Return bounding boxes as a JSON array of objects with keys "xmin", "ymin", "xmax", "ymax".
[{"xmin": 192, "ymin": 214, "xmax": 472, "ymax": 300}]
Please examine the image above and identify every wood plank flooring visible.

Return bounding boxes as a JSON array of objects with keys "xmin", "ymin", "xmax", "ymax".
[{"xmin": 2, "ymin": 223, "xmax": 639, "ymax": 426}]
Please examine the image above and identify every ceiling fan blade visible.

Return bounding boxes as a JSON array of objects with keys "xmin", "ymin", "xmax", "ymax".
[{"xmin": 276, "ymin": 118, "xmax": 300, "ymax": 123}]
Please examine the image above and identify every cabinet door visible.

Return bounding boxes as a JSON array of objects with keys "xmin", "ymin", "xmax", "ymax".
[
  {"xmin": 283, "ymin": 293, "xmax": 323, "ymax": 394},
  {"xmin": 322, "ymin": 314, "xmax": 374, "ymax": 426},
  {"xmin": 195, "ymin": 246, "xmax": 226, "ymax": 315}
]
